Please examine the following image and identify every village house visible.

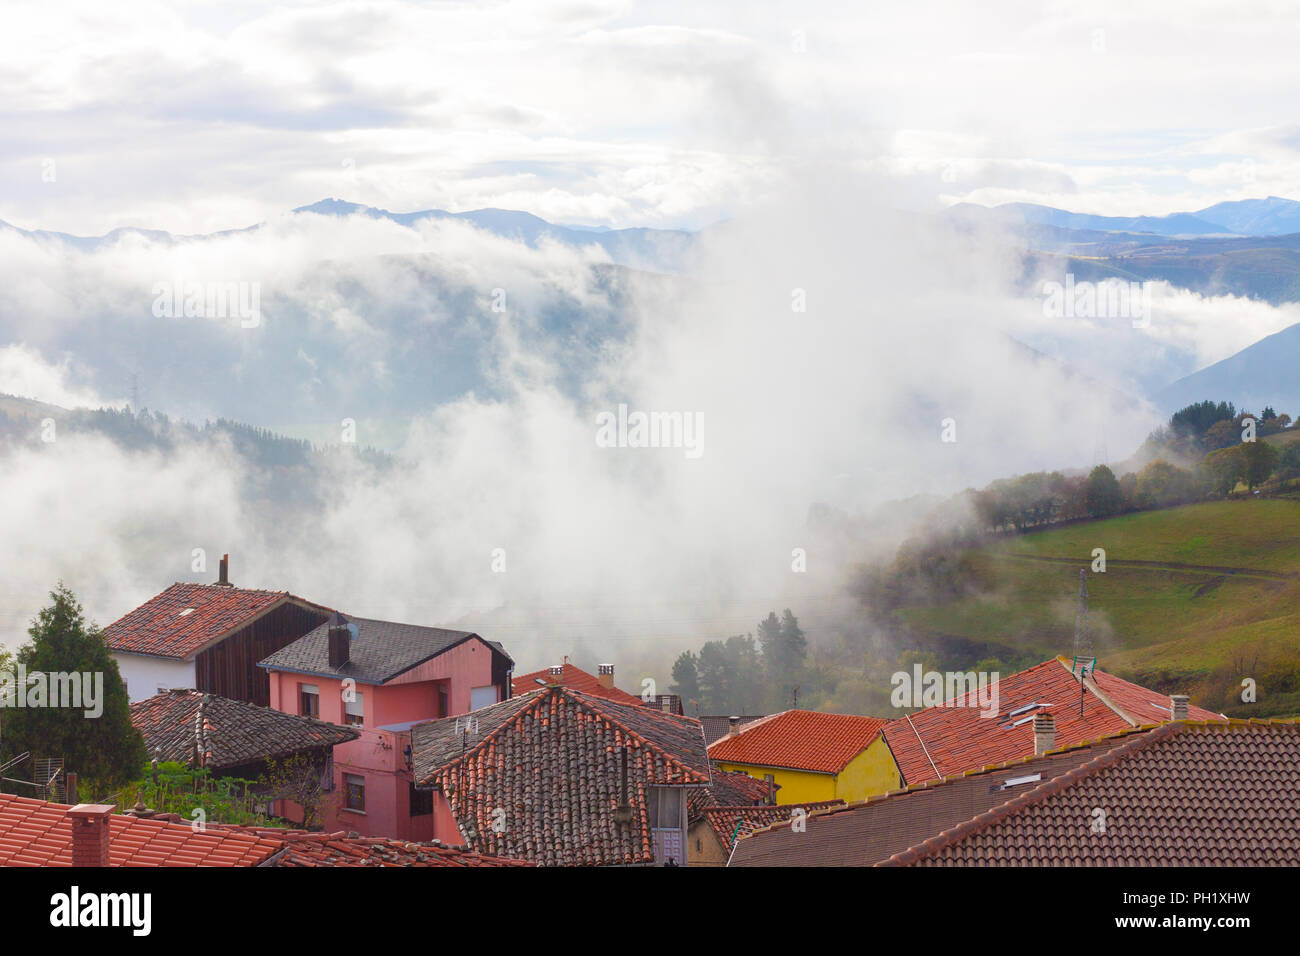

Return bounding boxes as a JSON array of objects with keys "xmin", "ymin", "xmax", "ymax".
[
  {"xmin": 410, "ymin": 684, "xmax": 711, "ymax": 865},
  {"xmin": 879, "ymin": 656, "xmax": 1225, "ymax": 788},
  {"xmin": 511, "ymin": 658, "xmax": 644, "ymax": 706},
  {"xmin": 258, "ymin": 611, "xmax": 514, "ymax": 841},
  {"xmin": 103, "ymin": 556, "xmax": 332, "ymax": 705},
  {"xmin": 129, "ymin": 688, "xmax": 360, "ymax": 822},
  {"xmin": 708, "ymin": 710, "xmax": 898, "ymax": 803},
  {"xmin": 731, "ymin": 718, "xmax": 1300, "ymax": 866},
  {"xmin": 513, "ymin": 658, "xmax": 686, "ymax": 714}
]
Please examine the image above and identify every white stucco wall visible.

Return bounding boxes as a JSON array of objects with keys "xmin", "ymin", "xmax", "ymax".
[{"xmin": 113, "ymin": 653, "xmax": 195, "ymax": 702}]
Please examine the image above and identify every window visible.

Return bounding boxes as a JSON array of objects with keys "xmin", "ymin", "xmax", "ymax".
[
  {"xmin": 300, "ymin": 683, "xmax": 319, "ymax": 719},
  {"xmin": 438, "ymin": 686, "xmax": 449, "ymax": 718},
  {"xmin": 320, "ymin": 753, "xmax": 335, "ymax": 793},
  {"xmin": 647, "ymin": 787, "xmax": 682, "ymax": 829},
  {"xmin": 344, "ymin": 773, "xmax": 365, "ymax": 812},
  {"xmin": 470, "ymin": 685, "xmax": 498, "ymax": 711},
  {"xmin": 409, "ymin": 782, "xmax": 433, "ymax": 816},
  {"xmin": 344, "ymin": 693, "xmax": 364, "ymax": 727},
  {"xmin": 648, "ymin": 787, "xmax": 684, "ymax": 866}
]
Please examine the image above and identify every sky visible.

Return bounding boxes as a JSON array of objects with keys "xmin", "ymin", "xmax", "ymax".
[{"xmin": 5, "ymin": 0, "xmax": 1300, "ymax": 235}]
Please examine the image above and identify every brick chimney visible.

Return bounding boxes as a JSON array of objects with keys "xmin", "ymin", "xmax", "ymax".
[
  {"xmin": 548, "ymin": 664, "xmax": 564, "ymax": 682},
  {"xmin": 327, "ymin": 613, "xmax": 351, "ymax": 669},
  {"xmin": 68, "ymin": 804, "xmax": 115, "ymax": 867},
  {"xmin": 598, "ymin": 664, "xmax": 615, "ymax": 689},
  {"xmin": 1033, "ymin": 711, "xmax": 1056, "ymax": 755},
  {"xmin": 214, "ymin": 553, "xmax": 232, "ymax": 587},
  {"xmin": 1170, "ymin": 694, "xmax": 1189, "ymax": 721},
  {"xmin": 728, "ymin": 715, "xmax": 741, "ymax": 738}
]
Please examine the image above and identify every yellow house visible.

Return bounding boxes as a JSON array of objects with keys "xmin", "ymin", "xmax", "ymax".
[{"xmin": 707, "ymin": 710, "xmax": 900, "ymax": 803}]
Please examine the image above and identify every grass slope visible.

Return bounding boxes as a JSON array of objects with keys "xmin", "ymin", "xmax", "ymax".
[{"xmin": 893, "ymin": 499, "xmax": 1300, "ymax": 716}]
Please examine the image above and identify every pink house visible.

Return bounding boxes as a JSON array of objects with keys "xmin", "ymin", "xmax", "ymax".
[{"xmin": 259, "ymin": 612, "xmax": 513, "ymax": 840}]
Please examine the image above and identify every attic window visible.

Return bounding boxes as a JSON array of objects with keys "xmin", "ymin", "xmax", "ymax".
[
  {"xmin": 177, "ymin": 608, "xmax": 195, "ymax": 617},
  {"xmin": 534, "ymin": 678, "xmax": 547, "ymax": 686},
  {"xmin": 992, "ymin": 772, "xmax": 1042, "ymax": 792}
]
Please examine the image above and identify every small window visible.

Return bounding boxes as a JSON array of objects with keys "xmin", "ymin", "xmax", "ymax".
[
  {"xmin": 344, "ymin": 693, "xmax": 364, "ymax": 727},
  {"xmin": 409, "ymin": 782, "xmax": 433, "ymax": 816},
  {"xmin": 647, "ymin": 787, "xmax": 681, "ymax": 829},
  {"xmin": 344, "ymin": 773, "xmax": 365, "ymax": 812},
  {"xmin": 178, "ymin": 608, "xmax": 194, "ymax": 617},
  {"xmin": 300, "ymin": 683, "xmax": 320, "ymax": 719}
]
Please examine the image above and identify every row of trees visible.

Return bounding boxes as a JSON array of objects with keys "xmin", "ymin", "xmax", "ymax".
[
  {"xmin": 670, "ymin": 609, "xmax": 808, "ymax": 714},
  {"xmin": 964, "ymin": 403, "xmax": 1300, "ymax": 535}
]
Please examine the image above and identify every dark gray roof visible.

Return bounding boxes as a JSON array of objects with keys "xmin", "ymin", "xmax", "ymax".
[
  {"xmin": 700, "ymin": 715, "xmax": 766, "ymax": 746},
  {"xmin": 130, "ymin": 689, "xmax": 360, "ymax": 771},
  {"xmin": 257, "ymin": 614, "xmax": 511, "ymax": 684}
]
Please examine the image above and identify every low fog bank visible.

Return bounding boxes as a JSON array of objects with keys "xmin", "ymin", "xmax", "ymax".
[{"xmin": 0, "ymin": 178, "xmax": 1203, "ymax": 680}]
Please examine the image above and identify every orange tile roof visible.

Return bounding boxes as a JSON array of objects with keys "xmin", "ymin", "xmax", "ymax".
[
  {"xmin": 0, "ymin": 794, "xmax": 282, "ymax": 866},
  {"xmin": 103, "ymin": 582, "xmax": 328, "ymax": 660},
  {"xmin": 880, "ymin": 657, "xmax": 1224, "ymax": 786},
  {"xmin": 707, "ymin": 710, "xmax": 889, "ymax": 774},
  {"xmin": 511, "ymin": 661, "xmax": 644, "ymax": 706}
]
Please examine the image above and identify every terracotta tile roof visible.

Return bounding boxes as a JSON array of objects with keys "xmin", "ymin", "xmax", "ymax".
[
  {"xmin": 130, "ymin": 689, "xmax": 359, "ymax": 770},
  {"xmin": 259, "ymin": 613, "xmax": 510, "ymax": 684},
  {"xmin": 264, "ymin": 832, "xmax": 534, "ymax": 867},
  {"xmin": 707, "ymin": 710, "xmax": 888, "ymax": 774},
  {"xmin": 700, "ymin": 715, "xmax": 767, "ymax": 746},
  {"xmin": 511, "ymin": 661, "xmax": 644, "ymax": 706},
  {"xmin": 880, "ymin": 657, "xmax": 1224, "ymax": 786},
  {"xmin": 703, "ymin": 801, "xmax": 844, "ymax": 853},
  {"xmin": 0, "ymin": 793, "xmax": 283, "ymax": 866},
  {"xmin": 103, "ymin": 583, "xmax": 328, "ymax": 660},
  {"xmin": 688, "ymin": 768, "xmax": 777, "ymax": 822},
  {"xmin": 410, "ymin": 686, "xmax": 710, "ymax": 866},
  {"xmin": 729, "ymin": 727, "xmax": 1152, "ymax": 866},
  {"xmin": 886, "ymin": 719, "xmax": 1300, "ymax": 866}
]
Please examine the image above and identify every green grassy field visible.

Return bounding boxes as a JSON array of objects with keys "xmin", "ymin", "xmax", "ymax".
[{"xmin": 892, "ymin": 499, "xmax": 1300, "ymax": 715}]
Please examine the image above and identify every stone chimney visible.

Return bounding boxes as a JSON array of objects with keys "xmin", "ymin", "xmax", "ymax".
[
  {"xmin": 214, "ymin": 553, "xmax": 232, "ymax": 587},
  {"xmin": 327, "ymin": 613, "xmax": 351, "ymax": 669},
  {"xmin": 598, "ymin": 664, "xmax": 615, "ymax": 689},
  {"xmin": 728, "ymin": 715, "xmax": 741, "ymax": 738},
  {"xmin": 68, "ymin": 804, "xmax": 115, "ymax": 867},
  {"xmin": 1032, "ymin": 711, "xmax": 1056, "ymax": 755},
  {"xmin": 1170, "ymin": 694, "xmax": 1189, "ymax": 721}
]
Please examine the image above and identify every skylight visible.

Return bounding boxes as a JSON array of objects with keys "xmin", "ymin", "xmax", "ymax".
[
  {"xmin": 177, "ymin": 608, "xmax": 195, "ymax": 617},
  {"xmin": 991, "ymin": 772, "xmax": 1042, "ymax": 792},
  {"xmin": 1007, "ymin": 702, "xmax": 1042, "ymax": 717}
]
